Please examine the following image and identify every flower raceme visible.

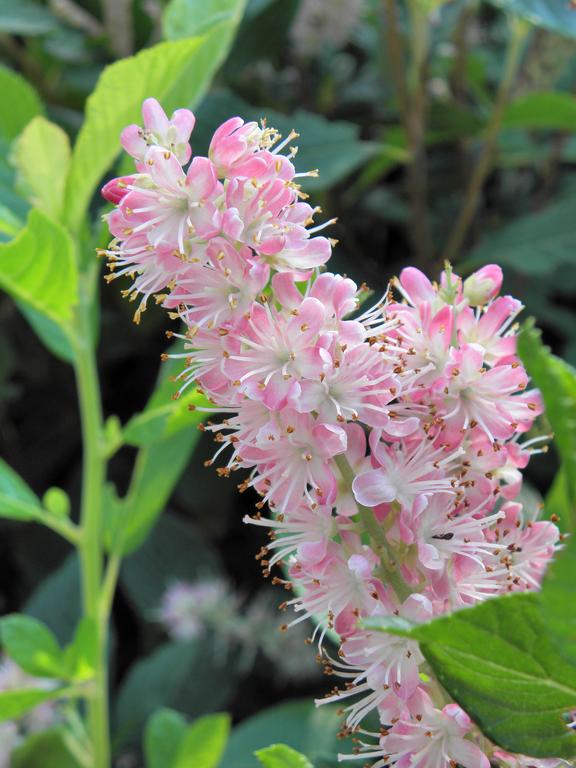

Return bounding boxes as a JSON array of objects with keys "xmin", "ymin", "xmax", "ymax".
[{"xmin": 102, "ymin": 98, "xmax": 566, "ymax": 768}]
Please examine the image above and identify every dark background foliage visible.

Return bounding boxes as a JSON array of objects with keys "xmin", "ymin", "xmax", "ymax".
[{"xmin": 0, "ymin": 0, "xmax": 574, "ymax": 763}]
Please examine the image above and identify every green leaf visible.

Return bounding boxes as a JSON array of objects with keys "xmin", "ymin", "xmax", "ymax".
[
  {"xmin": 545, "ymin": 470, "xmax": 573, "ymax": 534},
  {"xmin": 0, "ymin": 208, "xmax": 78, "ymax": 328},
  {"xmin": 222, "ymin": 700, "xmax": 343, "ymax": 768},
  {"xmin": 17, "ymin": 302, "xmax": 76, "ymax": 363},
  {"xmin": 255, "ymin": 744, "xmax": 314, "ymax": 768},
  {"xmin": 114, "ymin": 641, "xmax": 237, "ymax": 746},
  {"xmin": 0, "ymin": 65, "xmax": 43, "ymax": 141},
  {"xmin": 163, "ymin": 0, "xmax": 244, "ymax": 40},
  {"xmin": 0, "ymin": 456, "xmax": 43, "ymax": 522},
  {"xmin": 64, "ymin": 9, "xmax": 246, "ymax": 235},
  {"xmin": 368, "ymin": 593, "xmax": 576, "ymax": 759},
  {"xmin": 502, "ymin": 91, "xmax": 576, "ymax": 132},
  {"xmin": 173, "ymin": 713, "xmax": 230, "ymax": 768},
  {"xmin": 25, "ymin": 554, "xmax": 81, "ymax": 646},
  {"xmin": 12, "ymin": 117, "xmax": 71, "ymax": 221},
  {"xmin": 0, "ymin": 688, "xmax": 65, "ymax": 722},
  {"xmin": 194, "ymin": 91, "xmax": 378, "ymax": 192},
  {"xmin": 0, "ymin": 0, "xmax": 59, "ymax": 35},
  {"xmin": 107, "ymin": 432, "xmax": 197, "ymax": 552},
  {"xmin": 12, "ymin": 728, "xmax": 83, "ymax": 768},
  {"xmin": 0, "ymin": 202, "xmax": 22, "ymax": 238},
  {"xmin": 464, "ymin": 197, "xmax": 576, "ymax": 277},
  {"xmin": 486, "ymin": 0, "xmax": 576, "ymax": 39},
  {"xmin": 540, "ymin": 531, "xmax": 576, "ymax": 666},
  {"xmin": 145, "ymin": 708, "xmax": 187, "ymax": 768},
  {"xmin": 106, "ymin": 353, "xmax": 205, "ymax": 554},
  {"xmin": 121, "ymin": 513, "xmax": 222, "ymax": 616},
  {"xmin": 0, "ymin": 614, "xmax": 65, "ymax": 678},
  {"xmin": 63, "ymin": 618, "xmax": 97, "ymax": 682},
  {"xmin": 518, "ymin": 320, "xmax": 576, "ymax": 532},
  {"xmin": 123, "ymin": 344, "xmax": 208, "ymax": 446}
]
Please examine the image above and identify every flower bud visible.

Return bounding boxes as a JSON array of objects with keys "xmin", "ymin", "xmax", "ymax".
[{"xmin": 463, "ymin": 265, "xmax": 503, "ymax": 306}]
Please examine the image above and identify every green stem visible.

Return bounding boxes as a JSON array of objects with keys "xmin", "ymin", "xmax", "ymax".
[
  {"xmin": 441, "ymin": 18, "xmax": 527, "ymax": 264},
  {"xmin": 73, "ymin": 275, "xmax": 109, "ymax": 768},
  {"xmin": 41, "ymin": 514, "xmax": 81, "ymax": 545},
  {"xmin": 334, "ymin": 454, "xmax": 411, "ymax": 602}
]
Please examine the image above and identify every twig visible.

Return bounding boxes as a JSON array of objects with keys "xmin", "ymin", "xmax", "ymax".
[
  {"xmin": 49, "ymin": 0, "xmax": 104, "ymax": 37},
  {"xmin": 101, "ymin": 0, "xmax": 134, "ymax": 58},
  {"xmin": 383, "ymin": 0, "xmax": 432, "ymax": 266},
  {"xmin": 441, "ymin": 18, "xmax": 528, "ymax": 264}
]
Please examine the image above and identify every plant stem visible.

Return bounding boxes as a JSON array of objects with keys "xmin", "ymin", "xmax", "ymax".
[
  {"xmin": 405, "ymin": 0, "xmax": 432, "ymax": 266},
  {"xmin": 334, "ymin": 454, "xmax": 411, "ymax": 602},
  {"xmin": 101, "ymin": 0, "xmax": 134, "ymax": 58},
  {"xmin": 441, "ymin": 19, "xmax": 527, "ymax": 264},
  {"xmin": 383, "ymin": 0, "xmax": 432, "ymax": 265},
  {"xmin": 74, "ymin": 275, "xmax": 109, "ymax": 768}
]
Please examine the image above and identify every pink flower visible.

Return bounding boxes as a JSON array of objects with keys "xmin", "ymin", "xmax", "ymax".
[
  {"xmin": 121, "ymin": 97, "xmax": 195, "ymax": 169},
  {"xmin": 352, "ymin": 435, "xmax": 461, "ymax": 510},
  {"xmin": 165, "ymin": 239, "xmax": 269, "ymax": 330},
  {"xmin": 377, "ymin": 690, "xmax": 490, "ymax": 768},
  {"xmin": 463, "ymin": 264, "xmax": 503, "ymax": 306},
  {"xmin": 104, "ymin": 100, "xmax": 562, "ymax": 768}
]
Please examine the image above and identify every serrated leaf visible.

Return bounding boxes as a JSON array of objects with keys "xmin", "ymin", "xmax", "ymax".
[
  {"xmin": 370, "ymin": 593, "xmax": 576, "ymax": 759},
  {"xmin": 486, "ymin": 0, "xmax": 576, "ymax": 39},
  {"xmin": 540, "ymin": 531, "xmax": 576, "ymax": 667},
  {"xmin": 0, "ymin": 65, "xmax": 43, "ymax": 141},
  {"xmin": 0, "ymin": 688, "xmax": 65, "ymax": 722},
  {"xmin": 12, "ymin": 117, "xmax": 71, "ymax": 221},
  {"xmin": 464, "ymin": 197, "xmax": 576, "ymax": 277},
  {"xmin": 0, "ymin": 614, "xmax": 64, "ymax": 678},
  {"xmin": 173, "ymin": 713, "xmax": 230, "ymax": 768},
  {"xmin": 64, "ymin": 10, "xmax": 246, "ymax": 235},
  {"xmin": 145, "ymin": 708, "xmax": 187, "ymax": 768},
  {"xmin": 255, "ymin": 744, "xmax": 313, "ymax": 768},
  {"xmin": 502, "ymin": 91, "xmax": 576, "ymax": 132},
  {"xmin": 518, "ymin": 320, "xmax": 576, "ymax": 532},
  {"xmin": 0, "ymin": 208, "xmax": 78, "ymax": 327}
]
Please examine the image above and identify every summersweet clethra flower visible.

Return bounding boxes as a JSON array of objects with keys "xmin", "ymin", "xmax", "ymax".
[
  {"xmin": 104, "ymin": 100, "xmax": 564, "ymax": 768},
  {"xmin": 370, "ymin": 690, "xmax": 491, "ymax": 768},
  {"xmin": 100, "ymin": 98, "xmax": 333, "ymax": 321},
  {"xmin": 121, "ymin": 97, "xmax": 195, "ymax": 169}
]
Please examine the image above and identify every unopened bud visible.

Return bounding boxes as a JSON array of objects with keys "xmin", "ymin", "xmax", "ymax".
[{"xmin": 463, "ymin": 265, "xmax": 502, "ymax": 306}]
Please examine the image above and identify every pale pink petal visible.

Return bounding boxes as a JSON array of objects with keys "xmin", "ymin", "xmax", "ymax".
[{"xmin": 352, "ymin": 469, "xmax": 397, "ymax": 507}]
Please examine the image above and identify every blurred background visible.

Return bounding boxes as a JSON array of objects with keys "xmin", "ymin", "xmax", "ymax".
[{"xmin": 0, "ymin": 0, "xmax": 575, "ymax": 764}]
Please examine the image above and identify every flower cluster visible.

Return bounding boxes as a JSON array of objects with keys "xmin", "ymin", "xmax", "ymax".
[{"xmin": 103, "ymin": 99, "xmax": 565, "ymax": 768}]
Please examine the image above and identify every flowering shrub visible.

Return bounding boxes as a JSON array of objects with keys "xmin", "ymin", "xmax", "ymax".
[{"xmin": 102, "ymin": 98, "xmax": 567, "ymax": 768}]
